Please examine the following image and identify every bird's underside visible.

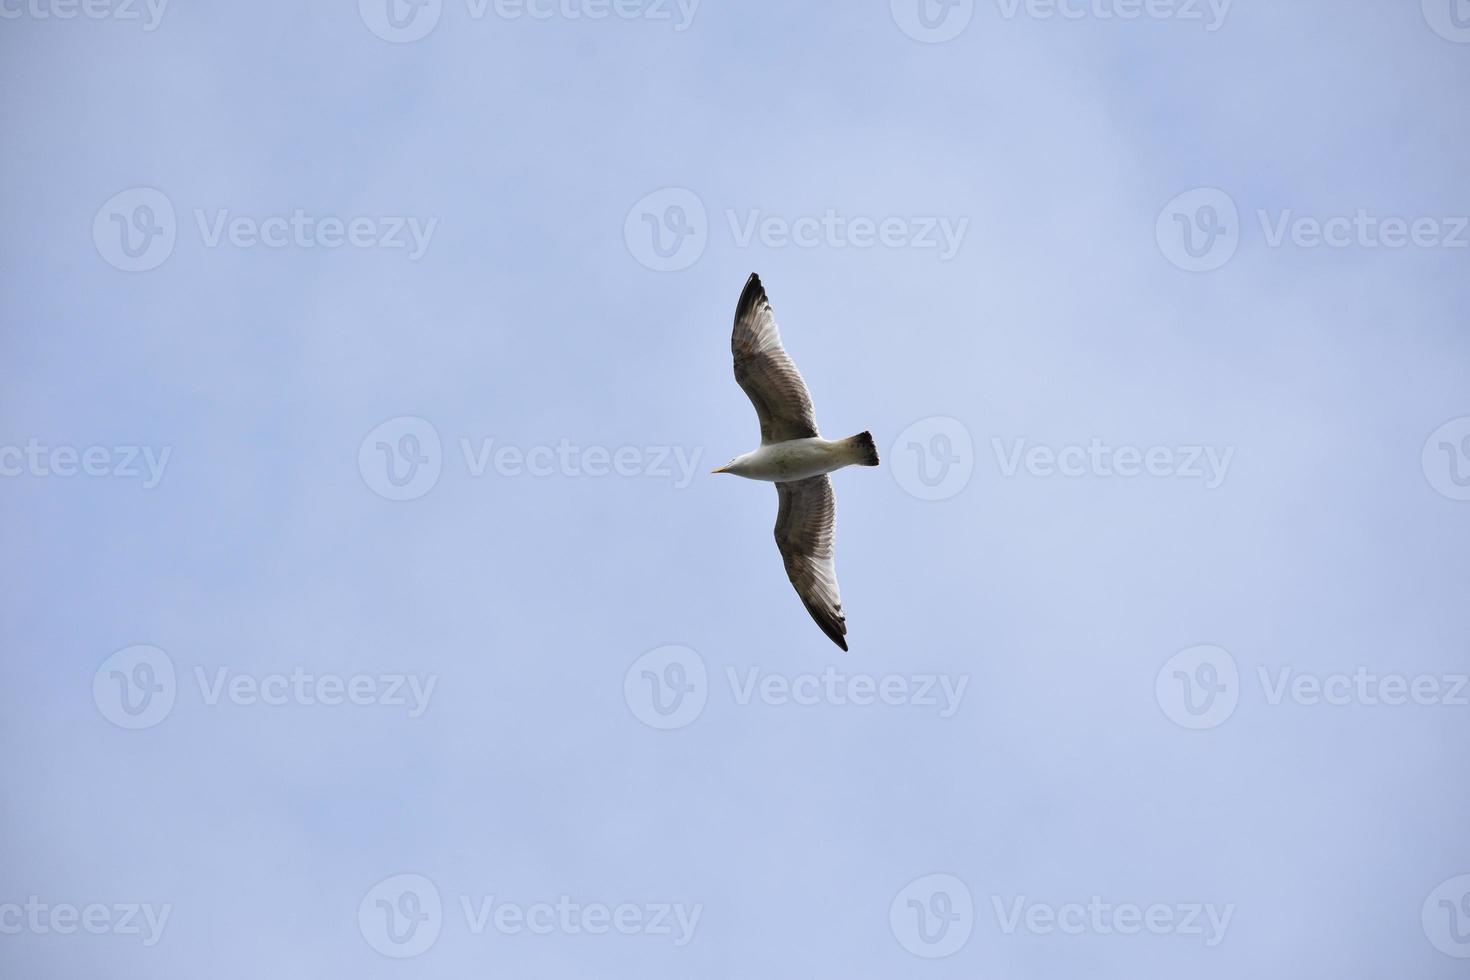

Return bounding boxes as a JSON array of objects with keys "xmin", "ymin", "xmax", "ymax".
[{"xmin": 729, "ymin": 272, "xmax": 863, "ymax": 651}]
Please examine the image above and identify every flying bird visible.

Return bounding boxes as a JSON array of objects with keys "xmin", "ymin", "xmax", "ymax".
[{"xmin": 711, "ymin": 273, "xmax": 879, "ymax": 651}]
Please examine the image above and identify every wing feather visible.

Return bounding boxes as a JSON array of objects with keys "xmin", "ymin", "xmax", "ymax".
[
  {"xmin": 732, "ymin": 273, "xmax": 820, "ymax": 444},
  {"xmin": 774, "ymin": 475, "xmax": 847, "ymax": 651}
]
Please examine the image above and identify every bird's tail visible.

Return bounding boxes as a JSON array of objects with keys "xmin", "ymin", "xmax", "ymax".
[{"xmin": 841, "ymin": 431, "xmax": 881, "ymax": 467}]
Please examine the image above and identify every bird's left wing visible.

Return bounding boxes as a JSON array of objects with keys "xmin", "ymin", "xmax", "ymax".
[
  {"xmin": 774, "ymin": 475, "xmax": 848, "ymax": 651},
  {"xmin": 732, "ymin": 273, "xmax": 821, "ymax": 444}
]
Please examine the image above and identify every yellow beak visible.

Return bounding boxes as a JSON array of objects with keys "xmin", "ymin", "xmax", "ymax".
[{"xmin": 711, "ymin": 465, "xmax": 729, "ymax": 474}]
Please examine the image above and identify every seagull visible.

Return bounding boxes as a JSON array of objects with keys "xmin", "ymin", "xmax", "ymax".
[{"xmin": 711, "ymin": 273, "xmax": 879, "ymax": 651}]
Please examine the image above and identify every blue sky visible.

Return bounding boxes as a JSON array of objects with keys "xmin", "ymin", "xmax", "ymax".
[{"xmin": 3, "ymin": 0, "xmax": 1470, "ymax": 977}]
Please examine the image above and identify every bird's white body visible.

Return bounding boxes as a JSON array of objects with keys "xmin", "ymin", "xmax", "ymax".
[{"xmin": 717, "ymin": 436, "xmax": 873, "ymax": 482}]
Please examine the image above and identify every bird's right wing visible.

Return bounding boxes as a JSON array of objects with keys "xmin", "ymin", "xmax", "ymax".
[
  {"xmin": 732, "ymin": 273, "xmax": 820, "ymax": 444},
  {"xmin": 774, "ymin": 475, "xmax": 848, "ymax": 651}
]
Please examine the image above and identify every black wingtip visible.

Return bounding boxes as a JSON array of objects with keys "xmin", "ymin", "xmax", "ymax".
[
  {"xmin": 804, "ymin": 600, "xmax": 849, "ymax": 652},
  {"xmin": 735, "ymin": 273, "xmax": 768, "ymax": 324}
]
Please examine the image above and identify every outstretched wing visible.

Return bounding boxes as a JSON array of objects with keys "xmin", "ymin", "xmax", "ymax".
[
  {"xmin": 732, "ymin": 273, "xmax": 820, "ymax": 444},
  {"xmin": 774, "ymin": 475, "xmax": 847, "ymax": 651}
]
